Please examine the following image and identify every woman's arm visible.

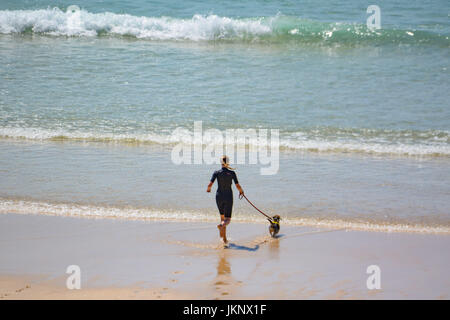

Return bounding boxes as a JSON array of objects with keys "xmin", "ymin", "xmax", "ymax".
[
  {"xmin": 235, "ymin": 183, "xmax": 244, "ymax": 195},
  {"xmin": 232, "ymin": 171, "xmax": 244, "ymax": 195},
  {"xmin": 208, "ymin": 171, "xmax": 217, "ymax": 192}
]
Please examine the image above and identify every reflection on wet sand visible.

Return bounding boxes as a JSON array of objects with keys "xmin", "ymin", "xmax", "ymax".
[
  {"xmin": 268, "ymin": 236, "xmax": 280, "ymax": 259},
  {"xmin": 212, "ymin": 236, "xmax": 282, "ymax": 299},
  {"xmin": 213, "ymin": 250, "xmax": 235, "ymax": 299},
  {"xmin": 217, "ymin": 252, "xmax": 231, "ymax": 276}
]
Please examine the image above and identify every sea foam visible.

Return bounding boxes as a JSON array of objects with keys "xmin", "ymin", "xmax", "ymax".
[
  {"xmin": 0, "ymin": 127, "xmax": 449, "ymax": 157},
  {"xmin": 0, "ymin": 8, "xmax": 271, "ymax": 40},
  {"xmin": 0, "ymin": 8, "xmax": 447, "ymax": 45},
  {"xmin": 1, "ymin": 198, "xmax": 449, "ymax": 234}
]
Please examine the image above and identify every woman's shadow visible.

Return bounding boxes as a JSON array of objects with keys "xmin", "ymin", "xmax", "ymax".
[
  {"xmin": 225, "ymin": 234, "xmax": 284, "ymax": 251},
  {"xmin": 226, "ymin": 242, "xmax": 259, "ymax": 251},
  {"xmin": 226, "ymin": 234, "xmax": 284, "ymax": 251}
]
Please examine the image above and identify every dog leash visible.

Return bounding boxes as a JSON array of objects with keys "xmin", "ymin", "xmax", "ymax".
[{"xmin": 239, "ymin": 194, "xmax": 273, "ymax": 222}]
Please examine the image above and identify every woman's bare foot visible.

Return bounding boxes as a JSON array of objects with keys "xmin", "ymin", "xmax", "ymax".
[
  {"xmin": 217, "ymin": 224, "xmax": 224, "ymax": 238},
  {"xmin": 223, "ymin": 227, "xmax": 228, "ymax": 244}
]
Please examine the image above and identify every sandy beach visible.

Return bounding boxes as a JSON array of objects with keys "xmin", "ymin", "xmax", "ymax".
[
  {"xmin": 0, "ymin": 213, "xmax": 448, "ymax": 300},
  {"xmin": 1, "ymin": 0, "xmax": 449, "ymax": 305}
]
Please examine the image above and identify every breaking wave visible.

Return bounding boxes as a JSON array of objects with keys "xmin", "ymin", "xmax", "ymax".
[
  {"xmin": 0, "ymin": 7, "xmax": 448, "ymax": 46},
  {"xmin": 0, "ymin": 127, "xmax": 449, "ymax": 157},
  {"xmin": 1, "ymin": 198, "xmax": 449, "ymax": 234}
]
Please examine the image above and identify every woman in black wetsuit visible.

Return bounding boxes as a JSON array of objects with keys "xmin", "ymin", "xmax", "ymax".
[{"xmin": 207, "ymin": 155, "xmax": 244, "ymax": 244}]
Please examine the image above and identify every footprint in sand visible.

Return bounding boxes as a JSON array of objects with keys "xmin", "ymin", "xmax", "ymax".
[
  {"xmin": 15, "ymin": 285, "xmax": 31, "ymax": 293},
  {"xmin": 1, "ymin": 284, "xmax": 31, "ymax": 298}
]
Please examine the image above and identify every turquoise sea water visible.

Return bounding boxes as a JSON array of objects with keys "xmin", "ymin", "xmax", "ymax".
[{"xmin": 0, "ymin": 1, "xmax": 449, "ymax": 233}]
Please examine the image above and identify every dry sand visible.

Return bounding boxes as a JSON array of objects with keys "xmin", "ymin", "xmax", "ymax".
[{"xmin": 0, "ymin": 213, "xmax": 449, "ymax": 299}]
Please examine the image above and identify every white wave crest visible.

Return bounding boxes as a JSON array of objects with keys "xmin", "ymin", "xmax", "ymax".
[
  {"xmin": 1, "ymin": 199, "xmax": 449, "ymax": 234},
  {"xmin": 279, "ymin": 139, "xmax": 450, "ymax": 156},
  {"xmin": 0, "ymin": 127, "xmax": 449, "ymax": 157},
  {"xmin": 0, "ymin": 8, "xmax": 272, "ymax": 40}
]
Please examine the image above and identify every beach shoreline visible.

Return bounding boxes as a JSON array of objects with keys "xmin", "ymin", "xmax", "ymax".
[
  {"xmin": 1, "ymin": 0, "xmax": 449, "ymax": 303},
  {"xmin": 1, "ymin": 213, "xmax": 448, "ymax": 300}
]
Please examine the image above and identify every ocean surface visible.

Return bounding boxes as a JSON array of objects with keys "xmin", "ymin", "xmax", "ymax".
[{"xmin": 0, "ymin": 1, "xmax": 449, "ymax": 234}]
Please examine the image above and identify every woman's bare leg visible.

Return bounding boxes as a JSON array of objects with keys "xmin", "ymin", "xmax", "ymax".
[
  {"xmin": 223, "ymin": 226, "xmax": 227, "ymax": 244},
  {"xmin": 222, "ymin": 217, "xmax": 231, "ymax": 244},
  {"xmin": 217, "ymin": 215, "xmax": 225, "ymax": 238}
]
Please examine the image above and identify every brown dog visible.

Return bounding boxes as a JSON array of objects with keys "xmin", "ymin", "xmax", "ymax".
[{"xmin": 268, "ymin": 215, "xmax": 281, "ymax": 237}]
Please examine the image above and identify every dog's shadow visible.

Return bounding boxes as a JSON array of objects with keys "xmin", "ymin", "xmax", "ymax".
[
  {"xmin": 226, "ymin": 234, "xmax": 286, "ymax": 251},
  {"xmin": 226, "ymin": 243, "xmax": 259, "ymax": 251}
]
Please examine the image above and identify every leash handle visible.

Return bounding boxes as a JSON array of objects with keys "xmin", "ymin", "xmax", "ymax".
[{"xmin": 240, "ymin": 194, "xmax": 273, "ymax": 221}]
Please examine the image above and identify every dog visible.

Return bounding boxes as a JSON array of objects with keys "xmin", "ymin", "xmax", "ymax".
[{"xmin": 268, "ymin": 215, "xmax": 281, "ymax": 237}]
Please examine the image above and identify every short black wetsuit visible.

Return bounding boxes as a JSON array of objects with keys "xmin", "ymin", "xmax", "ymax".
[{"xmin": 210, "ymin": 168, "xmax": 239, "ymax": 218}]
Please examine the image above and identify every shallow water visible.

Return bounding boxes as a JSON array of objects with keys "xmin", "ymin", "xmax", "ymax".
[
  {"xmin": 0, "ymin": 140, "xmax": 449, "ymax": 233},
  {"xmin": 0, "ymin": 1, "xmax": 449, "ymax": 233}
]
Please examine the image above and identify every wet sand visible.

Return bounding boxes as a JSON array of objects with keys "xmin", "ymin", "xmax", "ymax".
[{"xmin": 0, "ymin": 213, "xmax": 449, "ymax": 299}]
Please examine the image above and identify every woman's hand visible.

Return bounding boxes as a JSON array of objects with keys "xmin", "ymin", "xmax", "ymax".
[{"xmin": 207, "ymin": 181, "xmax": 213, "ymax": 193}]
